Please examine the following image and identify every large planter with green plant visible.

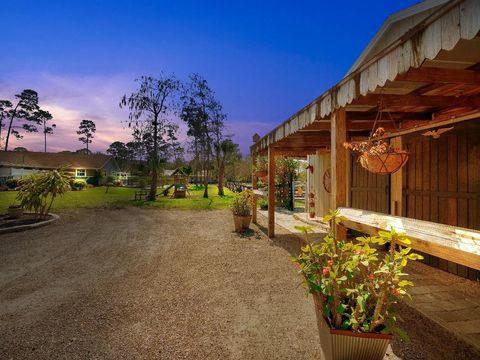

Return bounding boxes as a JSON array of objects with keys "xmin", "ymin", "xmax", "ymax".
[
  {"xmin": 232, "ymin": 191, "xmax": 252, "ymax": 232},
  {"xmin": 7, "ymin": 205, "xmax": 23, "ymax": 219},
  {"xmin": 291, "ymin": 211, "xmax": 423, "ymax": 360}
]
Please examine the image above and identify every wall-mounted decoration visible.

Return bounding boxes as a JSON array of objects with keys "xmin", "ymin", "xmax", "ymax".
[{"xmin": 323, "ymin": 168, "xmax": 331, "ymax": 193}]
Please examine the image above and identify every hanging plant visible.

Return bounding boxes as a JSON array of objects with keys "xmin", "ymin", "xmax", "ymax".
[
  {"xmin": 344, "ymin": 127, "xmax": 408, "ymax": 175},
  {"xmin": 255, "ymin": 156, "xmax": 268, "ymax": 178}
]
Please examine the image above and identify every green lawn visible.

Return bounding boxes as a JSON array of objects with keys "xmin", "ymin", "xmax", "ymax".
[{"xmin": 0, "ymin": 185, "xmax": 234, "ymax": 213}]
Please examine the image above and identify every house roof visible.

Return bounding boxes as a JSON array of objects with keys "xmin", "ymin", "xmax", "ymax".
[
  {"xmin": 347, "ymin": 0, "xmax": 449, "ymax": 74},
  {"xmin": 0, "ymin": 151, "xmax": 114, "ymax": 170},
  {"xmin": 251, "ymin": 0, "xmax": 480, "ymax": 155}
]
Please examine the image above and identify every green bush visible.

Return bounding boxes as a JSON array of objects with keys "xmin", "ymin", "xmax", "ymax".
[
  {"xmin": 71, "ymin": 179, "xmax": 87, "ymax": 191},
  {"xmin": 259, "ymin": 198, "xmax": 268, "ymax": 210}
]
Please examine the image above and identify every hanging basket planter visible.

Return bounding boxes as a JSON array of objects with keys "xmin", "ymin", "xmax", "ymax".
[{"xmin": 360, "ymin": 150, "xmax": 408, "ymax": 175}]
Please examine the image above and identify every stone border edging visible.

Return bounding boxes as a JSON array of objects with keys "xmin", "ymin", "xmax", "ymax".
[{"xmin": 0, "ymin": 213, "xmax": 60, "ymax": 235}]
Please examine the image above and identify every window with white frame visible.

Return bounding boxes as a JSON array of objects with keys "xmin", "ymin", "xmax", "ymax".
[{"xmin": 76, "ymin": 169, "xmax": 86, "ymax": 177}]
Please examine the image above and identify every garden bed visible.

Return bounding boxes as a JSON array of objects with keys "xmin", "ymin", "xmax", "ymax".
[{"xmin": 0, "ymin": 213, "xmax": 59, "ymax": 234}]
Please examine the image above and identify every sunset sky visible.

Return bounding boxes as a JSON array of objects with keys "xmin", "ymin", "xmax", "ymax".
[{"xmin": 1, "ymin": 0, "xmax": 419, "ymax": 155}]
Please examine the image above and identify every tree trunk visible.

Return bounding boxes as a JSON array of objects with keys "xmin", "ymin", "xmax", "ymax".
[
  {"xmin": 218, "ymin": 160, "xmax": 225, "ymax": 196},
  {"xmin": 4, "ymin": 104, "xmax": 19, "ymax": 151},
  {"xmin": 203, "ymin": 151, "xmax": 209, "ymax": 198},
  {"xmin": 44, "ymin": 121, "xmax": 47, "ymax": 153},
  {"xmin": 149, "ymin": 115, "xmax": 159, "ymax": 201}
]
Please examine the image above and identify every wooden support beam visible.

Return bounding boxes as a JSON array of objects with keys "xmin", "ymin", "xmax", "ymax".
[
  {"xmin": 252, "ymin": 152, "xmax": 258, "ymax": 224},
  {"xmin": 331, "ymin": 108, "xmax": 347, "ymax": 239},
  {"xmin": 268, "ymin": 146, "xmax": 276, "ymax": 238},
  {"xmin": 390, "ymin": 137, "xmax": 403, "ymax": 216},
  {"xmin": 354, "ymin": 94, "xmax": 480, "ymax": 108},
  {"xmin": 396, "ymin": 67, "xmax": 480, "ymax": 84}
]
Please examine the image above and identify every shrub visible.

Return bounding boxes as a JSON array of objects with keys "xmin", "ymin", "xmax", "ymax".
[
  {"xmin": 259, "ymin": 198, "xmax": 268, "ymax": 210},
  {"xmin": 6, "ymin": 178, "xmax": 19, "ymax": 189},
  {"xmin": 231, "ymin": 191, "xmax": 252, "ymax": 216},
  {"xmin": 291, "ymin": 210, "xmax": 423, "ymax": 336},
  {"xmin": 71, "ymin": 179, "xmax": 87, "ymax": 191},
  {"xmin": 16, "ymin": 169, "xmax": 71, "ymax": 219}
]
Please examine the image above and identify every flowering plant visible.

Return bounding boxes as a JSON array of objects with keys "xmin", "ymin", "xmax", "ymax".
[
  {"xmin": 231, "ymin": 191, "xmax": 252, "ymax": 216},
  {"xmin": 291, "ymin": 210, "xmax": 423, "ymax": 336},
  {"xmin": 343, "ymin": 127, "xmax": 397, "ymax": 156}
]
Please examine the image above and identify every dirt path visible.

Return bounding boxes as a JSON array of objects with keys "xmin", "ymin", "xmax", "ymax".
[{"xmin": 1, "ymin": 208, "xmax": 324, "ymax": 359}]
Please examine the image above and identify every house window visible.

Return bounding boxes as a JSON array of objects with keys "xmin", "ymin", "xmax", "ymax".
[{"xmin": 76, "ymin": 169, "xmax": 86, "ymax": 177}]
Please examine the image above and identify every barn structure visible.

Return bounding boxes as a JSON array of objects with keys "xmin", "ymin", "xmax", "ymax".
[{"xmin": 251, "ymin": 0, "xmax": 480, "ymax": 280}]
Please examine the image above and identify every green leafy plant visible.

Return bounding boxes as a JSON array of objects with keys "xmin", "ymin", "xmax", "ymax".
[
  {"xmin": 71, "ymin": 179, "xmax": 87, "ymax": 191},
  {"xmin": 259, "ymin": 198, "xmax": 268, "ymax": 210},
  {"xmin": 16, "ymin": 169, "xmax": 71, "ymax": 219},
  {"xmin": 231, "ymin": 191, "xmax": 252, "ymax": 216},
  {"xmin": 291, "ymin": 210, "xmax": 423, "ymax": 337}
]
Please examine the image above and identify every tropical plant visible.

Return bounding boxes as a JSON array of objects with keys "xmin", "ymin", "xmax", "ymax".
[
  {"xmin": 16, "ymin": 169, "xmax": 71, "ymax": 219},
  {"xmin": 291, "ymin": 210, "xmax": 423, "ymax": 337},
  {"xmin": 231, "ymin": 191, "xmax": 252, "ymax": 216}
]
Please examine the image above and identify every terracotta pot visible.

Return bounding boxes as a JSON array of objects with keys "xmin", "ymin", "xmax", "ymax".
[
  {"xmin": 312, "ymin": 293, "xmax": 391, "ymax": 360},
  {"xmin": 8, "ymin": 205, "xmax": 23, "ymax": 219},
  {"xmin": 309, "ymin": 211, "xmax": 316, "ymax": 219},
  {"xmin": 233, "ymin": 214, "xmax": 252, "ymax": 232},
  {"xmin": 360, "ymin": 151, "xmax": 408, "ymax": 175}
]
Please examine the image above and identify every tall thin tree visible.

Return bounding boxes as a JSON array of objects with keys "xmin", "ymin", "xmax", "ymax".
[
  {"xmin": 181, "ymin": 74, "xmax": 225, "ymax": 198},
  {"xmin": 120, "ymin": 75, "xmax": 180, "ymax": 201},
  {"xmin": 2, "ymin": 90, "xmax": 40, "ymax": 151},
  {"xmin": 34, "ymin": 109, "xmax": 55, "ymax": 152},
  {"xmin": 76, "ymin": 119, "xmax": 96, "ymax": 153}
]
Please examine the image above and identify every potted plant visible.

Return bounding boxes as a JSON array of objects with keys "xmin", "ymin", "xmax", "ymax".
[
  {"xmin": 7, "ymin": 204, "xmax": 23, "ymax": 219},
  {"xmin": 255, "ymin": 157, "xmax": 268, "ymax": 179},
  {"xmin": 344, "ymin": 127, "xmax": 408, "ymax": 175},
  {"xmin": 291, "ymin": 210, "xmax": 423, "ymax": 360},
  {"xmin": 231, "ymin": 191, "xmax": 252, "ymax": 232}
]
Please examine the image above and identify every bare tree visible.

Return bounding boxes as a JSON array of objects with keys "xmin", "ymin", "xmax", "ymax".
[{"xmin": 120, "ymin": 75, "xmax": 180, "ymax": 201}]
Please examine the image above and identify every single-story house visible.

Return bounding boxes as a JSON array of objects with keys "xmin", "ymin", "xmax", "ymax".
[{"xmin": 0, "ymin": 151, "xmax": 120, "ymax": 185}]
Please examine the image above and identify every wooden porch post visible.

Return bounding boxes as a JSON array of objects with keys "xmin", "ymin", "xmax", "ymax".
[
  {"xmin": 268, "ymin": 146, "xmax": 276, "ymax": 238},
  {"xmin": 331, "ymin": 108, "xmax": 347, "ymax": 238},
  {"xmin": 390, "ymin": 136, "xmax": 403, "ymax": 216},
  {"xmin": 252, "ymin": 152, "xmax": 258, "ymax": 224}
]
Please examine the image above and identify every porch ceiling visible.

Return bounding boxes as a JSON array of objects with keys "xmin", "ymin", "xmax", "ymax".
[{"xmin": 251, "ymin": 0, "xmax": 480, "ymax": 157}]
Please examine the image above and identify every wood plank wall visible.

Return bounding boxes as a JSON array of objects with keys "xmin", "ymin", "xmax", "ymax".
[
  {"xmin": 403, "ymin": 121, "xmax": 480, "ymax": 281},
  {"xmin": 350, "ymin": 154, "xmax": 390, "ymax": 214}
]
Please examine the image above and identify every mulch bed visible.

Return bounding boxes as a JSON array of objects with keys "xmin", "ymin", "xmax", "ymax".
[{"xmin": 0, "ymin": 213, "xmax": 53, "ymax": 229}]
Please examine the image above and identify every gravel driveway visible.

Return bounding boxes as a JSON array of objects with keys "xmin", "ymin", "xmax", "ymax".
[
  {"xmin": 1, "ymin": 208, "xmax": 325, "ymax": 359},
  {"xmin": 2, "ymin": 207, "xmax": 478, "ymax": 360}
]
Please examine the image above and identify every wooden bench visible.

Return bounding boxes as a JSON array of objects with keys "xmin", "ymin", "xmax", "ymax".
[
  {"xmin": 337, "ymin": 207, "xmax": 480, "ymax": 271},
  {"xmin": 134, "ymin": 189, "xmax": 148, "ymax": 201}
]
